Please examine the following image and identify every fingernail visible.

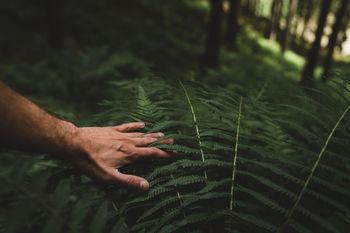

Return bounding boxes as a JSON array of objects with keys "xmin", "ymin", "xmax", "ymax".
[
  {"xmin": 140, "ymin": 181, "xmax": 147, "ymax": 190},
  {"xmin": 158, "ymin": 132, "xmax": 164, "ymax": 137},
  {"xmin": 140, "ymin": 123, "xmax": 145, "ymax": 127},
  {"xmin": 169, "ymin": 138, "xmax": 174, "ymax": 144}
]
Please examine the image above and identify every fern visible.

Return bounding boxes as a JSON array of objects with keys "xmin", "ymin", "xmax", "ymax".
[
  {"xmin": 1, "ymin": 76, "xmax": 350, "ymax": 233},
  {"xmin": 179, "ymin": 80, "xmax": 208, "ymax": 179},
  {"xmin": 229, "ymin": 96, "xmax": 242, "ymax": 212},
  {"xmin": 278, "ymin": 105, "xmax": 350, "ymax": 232}
]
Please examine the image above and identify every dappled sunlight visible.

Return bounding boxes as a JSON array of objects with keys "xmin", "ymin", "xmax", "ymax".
[{"xmin": 283, "ymin": 51, "xmax": 305, "ymax": 70}]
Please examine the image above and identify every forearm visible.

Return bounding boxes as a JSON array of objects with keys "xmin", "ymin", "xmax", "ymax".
[
  {"xmin": 0, "ymin": 82, "xmax": 78, "ymax": 157},
  {"xmin": 0, "ymin": 81, "xmax": 174, "ymax": 191}
]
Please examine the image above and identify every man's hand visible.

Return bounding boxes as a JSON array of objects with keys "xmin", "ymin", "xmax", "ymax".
[
  {"xmin": 0, "ymin": 82, "xmax": 174, "ymax": 192},
  {"xmin": 72, "ymin": 122, "xmax": 174, "ymax": 191}
]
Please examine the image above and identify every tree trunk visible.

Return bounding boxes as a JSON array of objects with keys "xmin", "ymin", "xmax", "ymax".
[
  {"xmin": 266, "ymin": 0, "xmax": 282, "ymax": 41},
  {"xmin": 300, "ymin": 0, "xmax": 332, "ymax": 87},
  {"xmin": 243, "ymin": 0, "xmax": 250, "ymax": 12},
  {"xmin": 252, "ymin": 0, "xmax": 259, "ymax": 13},
  {"xmin": 292, "ymin": 15, "xmax": 298, "ymax": 36},
  {"xmin": 227, "ymin": 0, "xmax": 241, "ymax": 50},
  {"xmin": 335, "ymin": 8, "xmax": 350, "ymax": 53},
  {"xmin": 281, "ymin": 0, "xmax": 299, "ymax": 52},
  {"xmin": 300, "ymin": 0, "xmax": 313, "ymax": 41},
  {"xmin": 202, "ymin": 0, "xmax": 224, "ymax": 69},
  {"xmin": 322, "ymin": 0, "xmax": 349, "ymax": 81}
]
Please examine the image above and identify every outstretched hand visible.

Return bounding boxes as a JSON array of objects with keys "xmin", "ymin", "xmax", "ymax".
[
  {"xmin": 72, "ymin": 122, "xmax": 174, "ymax": 191},
  {"xmin": 0, "ymin": 82, "xmax": 174, "ymax": 191}
]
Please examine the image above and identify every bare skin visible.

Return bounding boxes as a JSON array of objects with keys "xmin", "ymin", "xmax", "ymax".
[{"xmin": 0, "ymin": 82, "xmax": 174, "ymax": 191}]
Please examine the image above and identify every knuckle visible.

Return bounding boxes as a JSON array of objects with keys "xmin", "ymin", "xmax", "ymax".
[
  {"xmin": 129, "ymin": 151, "xmax": 138, "ymax": 160},
  {"xmin": 145, "ymin": 133, "xmax": 159, "ymax": 138},
  {"xmin": 150, "ymin": 147, "xmax": 159, "ymax": 155},
  {"xmin": 168, "ymin": 138, "xmax": 174, "ymax": 144},
  {"xmin": 116, "ymin": 144, "xmax": 136, "ymax": 159},
  {"xmin": 118, "ymin": 144, "xmax": 130, "ymax": 154},
  {"xmin": 122, "ymin": 145, "xmax": 138, "ymax": 160},
  {"xmin": 125, "ymin": 177, "xmax": 138, "ymax": 187},
  {"xmin": 115, "ymin": 143, "xmax": 123, "ymax": 151},
  {"xmin": 146, "ymin": 138, "xmax": 157, "ymax": 144}
]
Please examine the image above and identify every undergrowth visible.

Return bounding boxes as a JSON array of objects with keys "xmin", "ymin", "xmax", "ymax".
[
  {"xmin": 1, "ymin": 0, "xmax": 350, "ymax": 232},
  {"xmin": 1, "ymin": 75, "xmax": 349, "ymax": 233}
]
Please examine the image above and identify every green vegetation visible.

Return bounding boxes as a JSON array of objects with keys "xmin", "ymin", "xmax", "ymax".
[{"xmin": 1, "ymin": 0, "xmax": 350, "ymax": 232}]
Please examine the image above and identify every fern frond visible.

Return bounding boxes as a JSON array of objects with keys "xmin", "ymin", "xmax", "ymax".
[
  {"xmin": 179, "ymin": 80, "xmax": 207, "ymax": 179},
  {"xmin": 230, "ymin": 96, "xmax": 242, "ymax": 211},
  {"xmin": 197, "ymin": 178, "xmax": 232, "ymax": 194},
  {"xmin": 288, "ymin": 219, "xmax": 313, "ymax": 233},
  {"xmin": 163, "ymin": 175, "xmax": 206, "ymax": 187},
  {"xmin": 230, "ymin": 212, "xmax": 278, "ymax": 232},
  {"xmin": 278, "ymin": 105, "xmax": 350, "ymax": 233},
  {"xmin": 137, "ymin": 196, "xmax": 182, "ymax": 222},
  {"xmin": 296, "ymin": 206, "xmax": 342, "ymax": 233},
  {"xmin": 148, "ymin": 196, "xmax": 201, "ymax": 233},
  {"xmin": 147, "ymin": 159, "xmax": 203, "ymax": 181},
  {"xmin": 238, "ymin": 186, "xmax": 288, "ymax": 214},
  {"xmin": 156, "ymin": 144, "xmax": 201, "ymax": 154},
  {"xmin": 147, "ymin": 121, "xmax": 192, "ymax": 133},
  {"xmin": 87, "ymin": 200, "xmax": 108, "ymax": 233},
  {"xmin": 130, "ymin": 218, "xmax": 159, "ymax": 232},
  {"xmin": 199, "ymin": 129, "xmax": 235, "ymax": 141},
  {"xmin": 237, "ymin": 170, "xmax": 297, "ymax": 199},
  {"xmin": 158, "ymin": 212, "xmax": 209, "ymax": 233}
]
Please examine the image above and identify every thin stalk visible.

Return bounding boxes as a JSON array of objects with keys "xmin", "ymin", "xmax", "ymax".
[
  {"xmin": 230, "ymin": 96, "xmax": 243, "ymax": 211},
  {"xmin": 178, "ymin": 80, "xmax": 207, "ymax": 179},
  {"xmin": 278, "ymin": 105, "xmax": 350, "ymax": 233},
  {"xmin": 171, "ymin": 173, "xmax": 190, "ymax": 233},
  {"xmin": 170, "ymin": 173, "xmax": 184, "ymax": 206}
]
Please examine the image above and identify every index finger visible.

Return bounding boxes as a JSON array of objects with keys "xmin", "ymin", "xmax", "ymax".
[{"xmin": 113, "ymin": 122, "xmax": 145, "ymax": 132}]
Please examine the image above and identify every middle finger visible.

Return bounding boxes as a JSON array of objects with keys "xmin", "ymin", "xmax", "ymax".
[{"xmin": 133, "ymin": 137, "xmax": 174, "ymax": 147}]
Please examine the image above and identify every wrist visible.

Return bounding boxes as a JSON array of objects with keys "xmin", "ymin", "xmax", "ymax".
[{"xmin": 55, "ymin": 120, "xmax": 81, "ymax": 160}]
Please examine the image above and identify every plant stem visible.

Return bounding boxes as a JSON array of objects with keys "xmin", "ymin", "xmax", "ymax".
[
  {"xmin": 178, "ymin": 80, "xmax": 207, "ymax": 180},
  {"xmin": 230, "ymin": 96, "xmax": 243, "ymax": 211},
  {"xmin": 170, "ymin": 173, "xmax": 184, "ymax": 206},
  {"xmin": 171, "ymin": 173, "xmax": 190, "ymax": 233},
  {"xmin": 278, "ymin": 105, "xmax": 350, "ymax": 233}
]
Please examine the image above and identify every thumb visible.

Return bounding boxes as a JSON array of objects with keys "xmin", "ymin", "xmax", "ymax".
[{"xmin": 113, "ymin": 169, "xmax": 150, "ymax": 191}]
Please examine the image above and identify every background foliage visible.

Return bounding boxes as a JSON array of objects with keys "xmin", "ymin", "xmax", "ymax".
[{"xmin": 1, "ymin": 0, "xmax": 350, "ymax": 232}]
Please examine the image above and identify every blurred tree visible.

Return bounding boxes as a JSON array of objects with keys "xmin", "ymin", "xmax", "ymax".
[
  {"xmin": 281, "ymin": 0, "xmax": 298, "ymax": 52},
  {"xmin": 242, "ymin": 0, "xmax": 258, "ymax": 14},
  {"xmin": 291, "ymin": 10, "xmax": 298, "ymax": 35},
  {"xmin": 202, "ymin": 0, "xmax": 224, "ymax": 69},
  {"xmin": 266, "ymin": 0, "xmax": 282, "ymax": 41},
  {"xmin": 300, "ymin": 0, "xmax": 314, "ymax": 41},
  {"xmin": 242, "ymin": 0, "xmax": 250, "ymax": 12},
  {"xmin": 227, "ymin": 0, "xmax": 241, "ymax": 50},
  {"xmin": 336, "ymin": 10, "xmax": 350, "ymax": 51},
  {"xmin": 301, "ymin": 0, "xmax": 332, "ymax": 87},
  {"xmin": 322, "ymin": 0, "xmax": 349, "ymax": 81}
]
